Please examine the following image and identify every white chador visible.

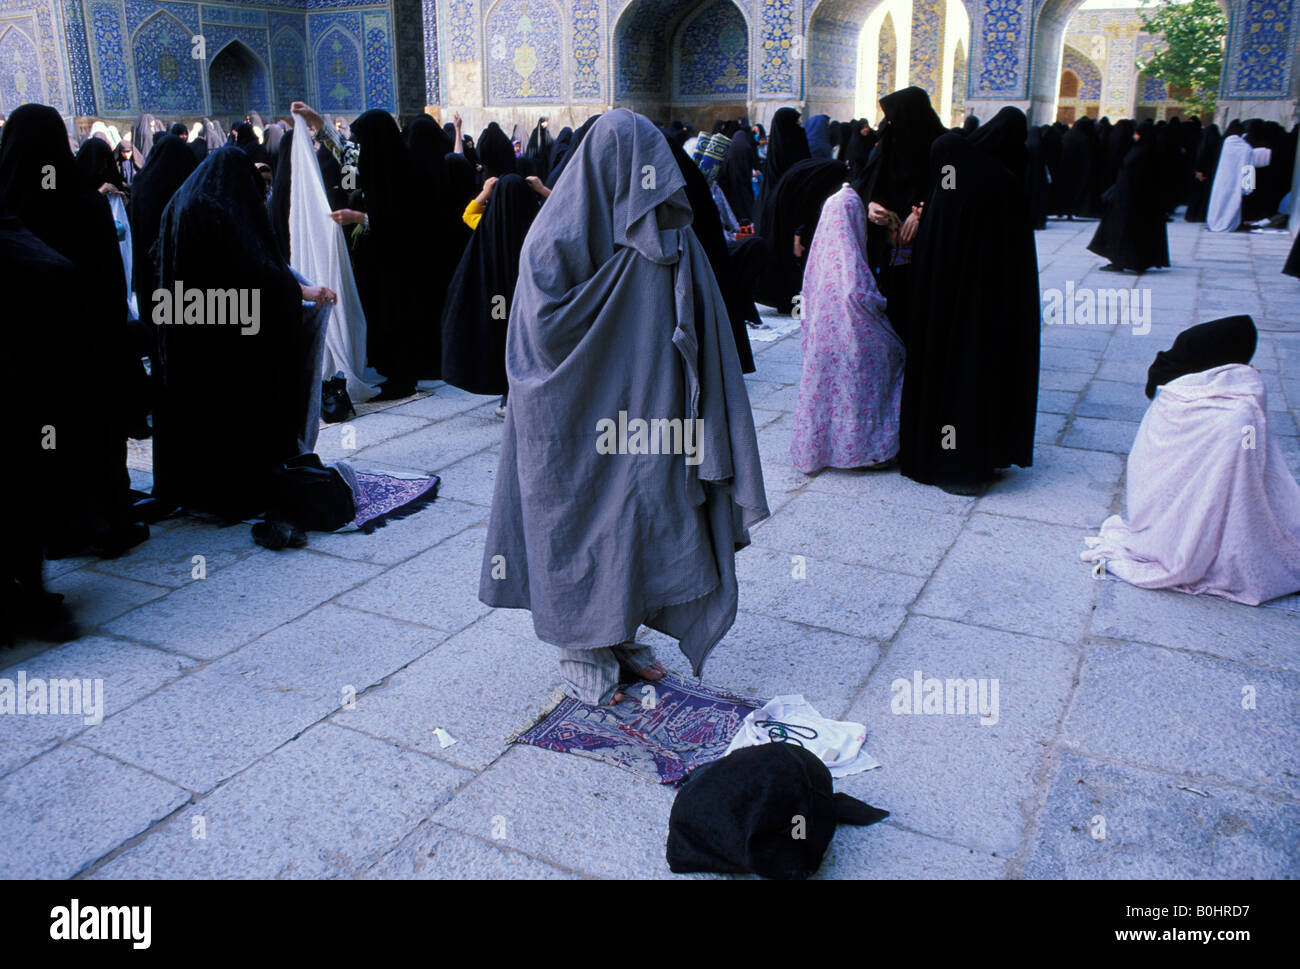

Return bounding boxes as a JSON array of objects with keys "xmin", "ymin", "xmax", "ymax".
[
  {"xmin": 1207, "ymin": 134, "xmax": 1271, "ymax": 232},
  {"xmin": 288, "ymin": 113, "xmax": 379, "ymax": 402}
]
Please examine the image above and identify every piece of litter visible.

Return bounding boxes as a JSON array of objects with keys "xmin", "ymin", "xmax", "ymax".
[
  {"xmin": 430, "ymin": 727, "xmax": 458, "ymax": 749},
  {"xmin": 1178, "ymin": 785, "xmax": 1212, "ymax": 797}
]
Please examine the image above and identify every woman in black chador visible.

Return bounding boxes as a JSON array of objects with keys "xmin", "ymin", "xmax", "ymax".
[
  {"xmin": 440, "ymin": 173, "xmax": 540, "ymax": 396},
  {"xmin": 0, "ymin": 103, "xmax": 145, "ymax": 558},
  {"xmin": 1184, "ymin": 123, "xmax": 1222, "ymax": 223},
  {"xmin": 1088, "ymin": 119, "xmax": 1170, "ymax": 274},
  {"xmin": 899, "ymin": 107, "xmax": 1040, "ymax": 493},
  {"xmin": 717, "ymin": 124, "xmax": 759, "ymax": 223},
  {"xmin": 152, "ymin": 146, "xmax": 332, "ymax": 521},
  {"xmin": 753, "ymin": 107, "xmax": 810, "ymax": 226},
  {"xmin": 853, "ymin": 86, "xmax": 947, "ymax": 345}
]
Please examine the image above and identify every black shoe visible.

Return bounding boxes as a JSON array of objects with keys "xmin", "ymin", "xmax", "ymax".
[{"xmin": 252, "ymin": 520, "xmax": 308, "ymax": 551}]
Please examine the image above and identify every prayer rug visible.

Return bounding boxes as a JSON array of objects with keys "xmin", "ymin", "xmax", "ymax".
[
  {"xmin": 349, "ymin": 471, "xmax": 440, "ymax": 533},
  {"xmin": 513, "ymin": 673, "xmax": 760, "ymax": 784}
]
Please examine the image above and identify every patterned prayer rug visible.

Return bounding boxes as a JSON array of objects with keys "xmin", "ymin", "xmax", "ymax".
[
  {"xmin": 349, "ymin": 471, "xmax": 440, "ymax": 533},
  {"xmin": 513, "ymin": 673, "xmax": 760, "ymax": 785}
]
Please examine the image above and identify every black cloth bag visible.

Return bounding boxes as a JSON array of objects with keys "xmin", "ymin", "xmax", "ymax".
[{"xmin": 667, "ymin": 744, "xmax": 887, "ymax": 879}]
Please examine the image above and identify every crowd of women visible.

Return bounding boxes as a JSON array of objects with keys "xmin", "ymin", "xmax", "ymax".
[{"xmin": 1, "ymin": 91, "xmax": 1298, "ymax": 704}]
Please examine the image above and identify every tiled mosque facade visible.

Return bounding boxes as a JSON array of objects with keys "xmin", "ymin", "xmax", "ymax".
[{"xmin": 0, "ymin": 0, "xmax": 1295, "ymax": 131}]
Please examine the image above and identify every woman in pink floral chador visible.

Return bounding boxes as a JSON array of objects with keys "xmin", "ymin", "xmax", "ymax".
[{"xmin": 790, "ymin": 185, "xmax": 905, "ymax": 474}]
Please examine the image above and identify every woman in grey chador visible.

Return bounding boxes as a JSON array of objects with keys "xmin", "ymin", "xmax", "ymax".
[{"xmin": 479, "ymin": 109, "xmax": 769, "ymax": 705}]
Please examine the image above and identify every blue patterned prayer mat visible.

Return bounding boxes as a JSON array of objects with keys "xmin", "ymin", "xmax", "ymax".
[
  {"xmin": 349, "ymin": 472, "xmax": 439, "ymax": 533},
  {"xmin": 513, "ymin": 673, "xmax": 761, "ymax": 784}
]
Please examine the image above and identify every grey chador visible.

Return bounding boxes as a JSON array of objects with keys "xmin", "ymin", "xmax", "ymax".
[{"xmin": 479, "ymin": 109, "xmax": 769, "ymax": 676}]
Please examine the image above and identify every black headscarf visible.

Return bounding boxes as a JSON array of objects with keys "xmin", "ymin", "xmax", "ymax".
[
  {"xmin": 76, "ymin": 136, "xmax": 126, "ymax": 193},
  {"xmin": 1054, "ymin": 115, "xmax": 1104, "ymax": 217},
  {"xmin": 231, "ymin": 121, "xmax": 268, "ymax": 166},
  {"xmin": 754, "ymin": 107, "xmax": 810, "ymax": 224},
  {"xmin": 440, "ymin": 173, "xmax": 540, "ymax": 395},
  {"xmin": 962, "ymin": 115, "xmax": 980, "ymax": 134},
  {"xmin": 477, "ymin": 122, "xmax": 517, "ymax": 179},
  {"xmin": 858, "ymin": 87, "xmax": 946, "ymax": 216},
  {"xmin": 127, "ymin": 133, "xmax": 196, "ymax": 311},
  {"xmin": 405, "ymin": 114, "xmax": 452, "ymax": 185},
  {"xmin": 152, "ymin": 146, "xmax": 305, "ymax": 517},
  {"xmin": 168, "ymin": 122, "xmax": 187, "ymax": 140},
  {"xmin": 1145, "ymin": 316, "xmax": 1257, "ymax": 399},
  {"xmin": 717, "ymin": 125, "xmax": 758, "ymax": 222}
]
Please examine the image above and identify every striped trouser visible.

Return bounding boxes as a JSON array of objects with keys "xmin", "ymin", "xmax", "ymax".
[{"xmin": 557, "ymin": 642, "xmax": 658, "ymax": 705}]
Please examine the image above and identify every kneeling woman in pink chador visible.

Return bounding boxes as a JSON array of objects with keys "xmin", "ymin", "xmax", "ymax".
[
  {"xmin": 789, "ymin": 184, "xmax": 905, "ymax": 475},
  {"xmin": 1082, "ymin": 316, "xmax": 1300, "ymax": 605}
]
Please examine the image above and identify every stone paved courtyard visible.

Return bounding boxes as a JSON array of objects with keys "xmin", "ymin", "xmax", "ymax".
[{"xmin": 2, "ymin": 220, "xmax": 1298, "ymax": 879}]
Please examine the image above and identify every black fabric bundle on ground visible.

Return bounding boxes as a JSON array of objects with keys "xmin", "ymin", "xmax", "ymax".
[
  {"xmin": 151, "ymin": 146, "xmax": 309, "ymax": 520},
  {"xmin": 1185, "ymin": 123, "xmax": 1222, "ymax": 223},
  {"xmin": 1088, "ymin": 119, "xmax": 1170, "ymax": 273},
  {"xmin": 1145, "ymin": 315, "xmax": 1257, "ymax": 399},
  {"xmin": 440, "ymin": 173, "xmax": 539, "ymax": 395},
  {"xmin": 0, "ymin": 103, "xmax": 141, "ymax": 556},
  {"xmin": 666, "ymin": 744, "xmax": 888, "ymax": 879},
  {"xmin": 900, "ymin": 107, "xmax": 1040, "ymax": 488},
  {"xmin": 753, "ymin": 157, "xmax": 848, "ymax": 314},
  {"xmin": 717, "ymin": 125, "xmax": 759, "ymax": 223},
  {"xmin": 667, "ymin": 138, "xmax": 756, "ymax": 372},
  {"xmin": 753, "ymin": 107, "xmax": 810, "ymax": 226}
]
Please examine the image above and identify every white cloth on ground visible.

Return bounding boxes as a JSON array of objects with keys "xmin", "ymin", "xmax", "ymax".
[
  {"xmin": 288, "ymin": 114, "xmax": 378, "ymax": 403},
  {"xmin": 725, "ymin": 694, "xmax": 881, "ymax": 778}
]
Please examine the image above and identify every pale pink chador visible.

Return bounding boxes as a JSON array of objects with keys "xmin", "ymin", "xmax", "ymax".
[
  {"xmin": 1082, "ymin": 364, "xmax": 1300, "ymax": 605},
  {"xmin": 789, "ymin": 185, "xmax": 904, "ymax": 474}
]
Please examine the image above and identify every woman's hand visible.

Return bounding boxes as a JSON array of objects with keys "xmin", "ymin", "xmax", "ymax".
[
  {"xmin": 867, "ymin": 201, "xmax": 894, "ymax": 226},
  {"xmin": 301, "ymin": 284, "xmax": 337, "ymax": 305},
  {"xmin": 525, "ymin": 175, "xmax": 550, "ymax": 199},
  {"xmin": 290, "ymin": 101, "xmax": 323, "ymax": 133},
  {"xmin": 793, "ymin": 234, "xmax": 805, "ymax": 258},
  {"xmin": 453, "ymin": 111, "xmax": 462, "ymax": 130},
  {"xmin": 476, "ymin": 176, "xmax": 499, "ymax": 204},
  {"xmin": 899, "ymin": 205, "xmax": 922, "ymax": 245},
  {"xmin": 329, "ymin": 208, "xmax": 366, "ymax": 226}
]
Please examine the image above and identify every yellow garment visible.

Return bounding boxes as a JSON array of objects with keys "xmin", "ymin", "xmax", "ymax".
[{"xmin": 463, "ymin": 199, "xmax": 485, "ymax": 230}]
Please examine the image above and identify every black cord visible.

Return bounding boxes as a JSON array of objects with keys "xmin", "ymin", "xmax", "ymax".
[{"xmin": 754, "ymin": 720, "xmax": 819, "ymax": 748}]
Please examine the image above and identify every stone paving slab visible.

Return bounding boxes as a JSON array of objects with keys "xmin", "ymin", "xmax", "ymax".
[
  {"xmin": 1022, "ymin": 753, "xmax": 1300, "ymax": 879},
  {"xmin": 841, "ymin": 616, "xmax": 1077, "ymax": 855},
  {"xmin": 1060, "ymin": 643, "xmax": 1300, "ymax": 800},
  {"xmin": 92, "ymin": 723, "xmax": 470, "ymax": 879},
  {"xmin": 0, "ymin": 743, "xmax": 190, "ymax": 879}
]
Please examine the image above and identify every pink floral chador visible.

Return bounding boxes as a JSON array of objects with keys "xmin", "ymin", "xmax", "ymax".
[{"xmin": 790, "ymin": 185, "xmax": 905, "ymax": 474}]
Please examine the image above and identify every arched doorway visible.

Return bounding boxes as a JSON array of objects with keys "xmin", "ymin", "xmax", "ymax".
[
  {"xmin": 612, "ymin": 0, "xmax": 748, "ymax": 127},
  {"xmin": 208, "ymin": 41, "xmax": 270, "ymax": 117},
  {"xmin": 1029, "ymin": 0, "xmax": 1229, "ymax": 125},
  {"xmin": 846, "ymin": 0, "xmax": 971, "ymax": 123}
]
